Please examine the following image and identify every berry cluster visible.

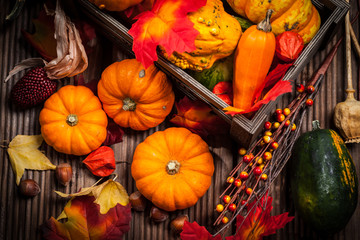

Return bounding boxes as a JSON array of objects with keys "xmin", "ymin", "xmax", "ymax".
[{"xmin": 214, "ymin": 80, "xmax": 322, "ymax": 228}]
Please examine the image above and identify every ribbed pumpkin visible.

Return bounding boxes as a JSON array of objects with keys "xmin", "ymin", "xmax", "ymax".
[
  {"xmin": 131, "ymin": 127, "xmax": 214, "ymax": 211},
  {"xmin": 161, "ymin": 0, "xmax": 242, "ymax": 71},
  {"xmin": 97, "ymin": 59, "xmax": 175, "ymax": 131},
  {"xmin": 226, "ymin": 0, "xmax": 321, "ymax": 43},
  {"xmin": 39, "ymin": 85, "xmax": 108, "ymax": 156},
  {"xmin": 233, "ymin": 10, "xmax": 276, "ymax": 110}
]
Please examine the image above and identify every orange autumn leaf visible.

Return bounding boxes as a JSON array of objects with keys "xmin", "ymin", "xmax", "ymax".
[
  {"xmin": 128, "ymin": 0, "xmax": 206, "ymax": 68},
  {"xmin": 226, "ymin": 194, "xmax": 294, "ymax": 240},
  {"xmin": 41, "ymin": 195, "xmax": 131, "ymax": 240},
  {"xmin": 170, "ymin": 96, "xmax": 229, "ymax": 137},
  {"xmin": 83, "ymin": 146, "xmax": 116, "ymax": 177}
]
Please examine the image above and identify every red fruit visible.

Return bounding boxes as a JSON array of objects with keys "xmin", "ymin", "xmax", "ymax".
[
  {"xmin": 283, "ymin": 108, "xmax": 291, "ymax": 116},
  {"xmin": 254, "ymin": 167, "xmax": 262, "ymax": 176},
  {"xmin": 223, "ymin": 195, "xmax": 231, "ymax": 204},
  {"xmin": 306, "ymin": 99, "xmax": 314, "ymax": 106},
  {"xmin": 270, "ymin": 141, "xmax": 279, "ymax": 150},
  {"xmin": 264, "ymin": 121, "xmax": 272, "ymax": 130},
  {"xmin": 10, "ymin": 67, "xmax": 57, "ymax": 108},
  {"xmin": 221, "ymin": 216, "xmax": 229, "ymax": 224},
  {"xmin": 240, "ymin": 171, "xmax": 249, "ymax": 180},
  {"xmin": 276, "ymin": 114, "xmax": 285, "ymax": 122},
  {"xmin": 275, "ymin": 31, "xmax": 304, "ymax": 62},
  {"xmin": 306, "ymin": 85, "xmax": 315, "ymax": 93},
  {"xmin": 275, "ymin": 109, "xmax": 282, "ymax": 115},
  {"xmin": 243, "ymin": 155, "xmax": 251, "ymax": 163},
  {"xmin": 234, "ymin": 179, "xmax": 242, "ymax": 187},
  {"xmin": 296, "ymin": 84, "xmax": 305, "ymax": 93},
  {"xmin": 246, "ymin": 188, "xmax": 252, "ymax": 195},
  {"xmin": 212, "ymin": 81, "xmax": 233, "ymax": 106},
  {"xmin": 227, "ymin": 176, "xmax": 234, "ymax": 184},
  {"xmin": 228, "ymin": 203, "xmax": 237, "ymax": 212}
]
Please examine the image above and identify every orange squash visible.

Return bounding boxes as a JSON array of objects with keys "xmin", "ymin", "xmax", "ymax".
[
  {"xmin": 39, "ymin": 85, "xmax": 108, "ymax": 156},
  {"xmin": 131, "ymin": 127, "xmax": 214, "ymax": 211},
  {"xmin": 233, "ymin": 10, "xmax": 276, "ymax": 110},
  {"xmin": 226, "ymin": 0, "xmax": 321, "ymax": 43},
  {"xmin": 97, "ymin": 59, "xmax": 175, "ymax": 131}
]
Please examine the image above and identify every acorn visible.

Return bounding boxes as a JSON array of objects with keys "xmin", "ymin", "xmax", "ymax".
[
  {"xmin": 55, "ymin": 163, "xmax": 73, "ymax": 186},
  {"xmin": 150, "ymin": 206, "xmax": 169, "ymax": 223},
  {"xmin": 129, "ymin": 191, "xmax": 148, "ymax": 211},
  {"xmin": 170, "ymin": 215, "xmax": 189, "ymax": 234},
  {"xmin": 19, "ymin": 179, "xmax": 40, "ymax": 197}
]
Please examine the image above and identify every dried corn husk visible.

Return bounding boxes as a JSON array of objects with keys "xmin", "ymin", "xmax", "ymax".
[{"xmin": 4, "ymin": 0, "xmax": 88, "ymax": 82}]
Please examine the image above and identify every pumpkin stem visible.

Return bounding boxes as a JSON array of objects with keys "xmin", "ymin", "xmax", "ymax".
[
  {"xmin": 312, "ymin": 120, "xmax": 321, "ymax": 130},
  {"xmin": 66, "ymin": 114, "xmax": 78, "ymax": 126},
  {"xmin": 122, "ymin": 97, "xmax": 136, "ymax": 111},
  {"xmin": 166, "ymin": 160, "xmax": 180, "ymax": 175},
  {"xmin": 257, "ymin": 9, "xmax": 273, "ymax": 32}
]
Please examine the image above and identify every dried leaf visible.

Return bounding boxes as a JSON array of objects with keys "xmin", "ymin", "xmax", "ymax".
[
  {"xmin": 170, "ymin": 96, "xmax": 229, "ymax": 137},
  {"xmin": 22, "ymin": 8, "xmax": 57, "ymax": 61},
  {"xmin": 128, "ymin": 0, "xmax": 206, "ymax": 68},
  {"xmin": 103, "ymin": 119, "xmax": 125, "ymax": 146},
  {"xmin": 226, "ymin": 194, "xmax": 294, "ymax": 240},
  {"xmin": 55, "ymin": 179, "xmax": 129, "ymax": 214},
  {"xmin": 180, "ymin": 221, "xmax": 222, "ymax": 240},
  {"xmin": 43, "ymin": 0, "xmax": 88, "ymax": 79},
  {"xmin": 6, "ymin": 135, "xmax": 56, "ymax": 185},
  {"xmin": 224, "ymin": 80, "xmax": 293, "ymax": 116},
  {"xmin": 83, "ymin": 146, "xmax": 116, "ymax": 177},
  {"xmin": 263, "ymin": 63, "xmax": 293, "ymax": 89},
  {"xmin": 41, "ymin": 195, "xmax": 131, "ymax": 240}
]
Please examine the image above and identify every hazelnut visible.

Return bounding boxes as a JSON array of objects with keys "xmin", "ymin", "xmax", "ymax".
[
  {"xmin": 170, "ymin": 215, "xmax": 189, "ymax": 234},
  {"xmin": 150, "ymin": 206, "xmax": 169, "ymax": 223},
  {"xmin": 56, "ymin": 163, "xmax": 73, "ymax": 186},
  {"xmin": 19, "ymin": 179, "xmax": 40, "ymax": 197},
  {"xmin": 129, "ymin": 191, "xmax": 147, "ymax": 211}
]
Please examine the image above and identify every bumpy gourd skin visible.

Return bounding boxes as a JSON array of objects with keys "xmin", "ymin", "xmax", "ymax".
[
  {"xmin": 162, "ymin": 0, "xmax": 242, "ymax": 71},
  {"xmin": 226, "ymin": 0, "xmax": 321, "ymax": 43}
]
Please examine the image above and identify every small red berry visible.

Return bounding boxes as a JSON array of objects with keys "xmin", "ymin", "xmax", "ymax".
[
  {"xmin": 238, "ymin": 147, "xmax": 247, "ymax": 156},
  {"xmin": 283, "ymin": 108, "xmax": 291, "ymax": 116},
  {"xmin": 227, "ymin": 176, "xmax": 234, "ymax": 184},
  {"xmin": 222, "ymin": 216, "xmax": 229, "ymax": 224},
  {"xmin": 264, "ymin": 131, "xmax": 272, "ymax": 136},
  {"xmin": 272, "ymin": 122, "xmax": 280, "ymax": 129},
  {"xmin": 254, "ymin": 167, "xmax": 262, "ymax": 176},
  {"xmin": 284, "ymin": 120, "xmax": 291, "ymax": 127},
  {"xmin": 291, "ymin": 123, "xmax": 297, "ymax": 131},
  {"xmin": 256, "ymin": 157, "xmax": 263, "ymax": 165},
  {"xmin": 216, "ymin": 204, "xmax": 224, "ymax": 212},
  {"xmin": 263, "ymin": 135, "xmax": 272, "ymax": 144},
  {"xmin": 234, "ymin": 179, "xmax": 242, "ymax": 187},
  {"xmin": 264, "ymin": 121, "xmax": 272, "ymax": 130},
  {"xmin": 276, "ymin": 114, "xmax": 285, "ymax": 122},
  {"xmin": 243, "ymin": 155, "xmax": 251, "ymax": 163},
  {"xmin": 246, "ymin": 188, "xmax": 252, "ymax": 195},
  {"xmin": 270, "ymin": 141, "xmax": 279, "ymax": 150},
  {"xmin": 223, "ymin": 195, "xmax": 231, "ymax": 204},
  {"xmin": 306, "ymin": 85, "xmax": 315, "ymax": 93},
  {"xmin": 263, "ymin": 151, "xmax": 272, "ymax": 161},
  {"xmin": 240, "ymin": 171, "xmax": 249, "ymax": 180},
  {"xmin": 261, "ymin": 173, "xmax": 268, "ymax": 181},
  {"xmin": 275, "ymin": 109, "xmax": 282, "ymax": 115},
  {"xmin": 306, "ymin": 99, "xmax": 313, "ymax": 106},
  {"xmin": 296, "ymin": 84, "xmax": 305, "ymax": 93},
  {"xmin": 228, "ymin": 203, "xmax": 237, "ymax": 212},
  {"xmin": 240, "ymin": 200, "xmax": 247, "ymax": 206}
]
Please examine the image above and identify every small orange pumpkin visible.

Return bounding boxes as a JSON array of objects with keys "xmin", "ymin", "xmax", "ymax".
[
  {"xmin": 97, "ymin": 59, "xmax": 175, "ymax": 131},
  {"xmin": 39, "ymin": 85, "xmax": 108, "ymax": 156},
  {"xmin": 131, "ymin": 127, "xmax": 214, "ymax": 211}
]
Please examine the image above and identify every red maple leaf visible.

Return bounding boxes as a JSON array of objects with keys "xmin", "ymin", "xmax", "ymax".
[
  {"xmin": 180, "ymin": 221, "xmax": 222, "ymax": 240},
  {"xmin": 170, "ymin": 96, "xmax": 229, "ymax": 137},
  {"xmin": 224, "ymin": 80, "xmax": 293, "ymax": 116},
  {"xmin": 128, "ymin": 0, "xmax": 206, "ymax": 68},
  {"xmin": 41, "ymin": 195, "xmax": 131, "ymax": 240},
  {"xmin": 226, "ymin": 194, "xmax": 294, "ymax": 240}
]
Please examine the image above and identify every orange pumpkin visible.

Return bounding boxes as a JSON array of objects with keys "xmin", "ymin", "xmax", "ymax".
[
  {"xmin": 226, "ymin": 0, "xmax": 321, "ymax": 43},
  {"xmin": 233, "ymin": 10, "xmax": 276, "ymax": 110},
  {"xmin": 131, "ymin": 127, "xmax": 214, "ymax": 211},
  {"xmin": 97, "ymin": 59, "xmax": 175, "ymax": 131},
  {"xmin": 39, "ymin": 85, "xmax": 108, "ymax": 156}
]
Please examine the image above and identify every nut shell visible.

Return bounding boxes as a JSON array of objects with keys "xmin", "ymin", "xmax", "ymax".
[{"xmin": 19, "ymin": 179, "xmax": 40, "ymax": 197}]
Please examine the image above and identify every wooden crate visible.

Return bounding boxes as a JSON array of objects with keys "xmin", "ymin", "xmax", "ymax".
[{"xmin": 76, "ymin": 0, "xmax": 349, "ymax": 147}]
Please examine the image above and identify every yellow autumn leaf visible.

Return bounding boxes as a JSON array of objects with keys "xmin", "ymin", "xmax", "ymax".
[
  {"xmin": 7, "ymin": 135, "xmax": 56, "ymax": 185},
  {"xmin": 55, "ymin": 179, "xmax": 129, "ymax": 214}
]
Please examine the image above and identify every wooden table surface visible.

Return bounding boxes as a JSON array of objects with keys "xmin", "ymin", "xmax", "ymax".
[{"xmin": 1, "ymin": 0, "xmax": 360, "ymax": 239}]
